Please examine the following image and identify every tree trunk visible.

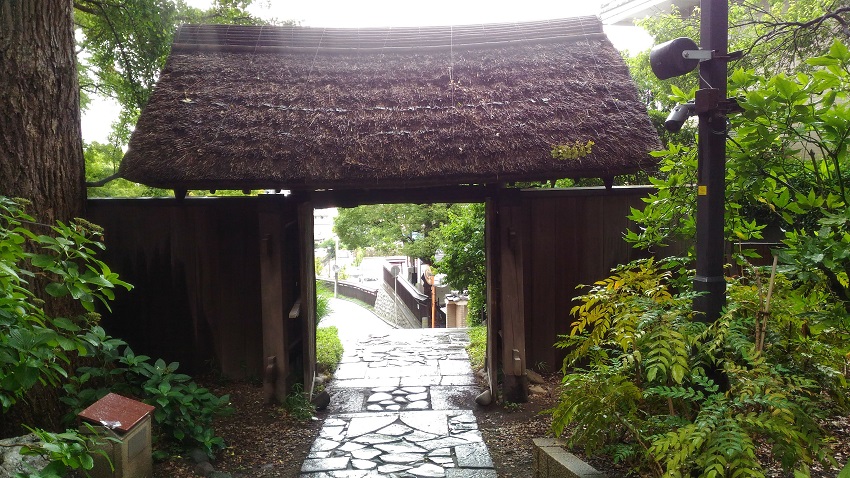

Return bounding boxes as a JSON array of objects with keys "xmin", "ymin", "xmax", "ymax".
[
  {"xmin": 0, "ymin": 0, "xmax": 84, "ymax": 223},
  {"xmin": 0, "ymin": 0, "xmax": 84, "ymax": 437}
]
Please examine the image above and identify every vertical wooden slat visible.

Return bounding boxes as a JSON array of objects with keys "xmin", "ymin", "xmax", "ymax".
[
  {"xmin": 526, "ymin": 197, "xmax": 564, "ymax": 373},
  {"xmin": 299, "ymin": 200, "xmax": 317, "ymax": 397},
  {"xmin": 498, "ymin": 192, "xmax": 529, "ymax": 403},
  {"xmin": 259, "ymin": 200, "xmax": 289, "ymax": 403}
]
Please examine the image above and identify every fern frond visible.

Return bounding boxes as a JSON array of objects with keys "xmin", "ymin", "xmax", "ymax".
[{"xmin": 645, "ymin": 385, "xmax": 705, "ymax": 402}]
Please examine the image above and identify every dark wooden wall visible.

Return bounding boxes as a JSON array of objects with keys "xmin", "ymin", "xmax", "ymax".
[
  {"xmin": 519, "ymin": 186, "xmax": 652, "ymax": 373},
  {"xmin": 88, "ymin": 197, "xmax": 299, "ymax": 380},
  {"xmin": 88, "ymin": 187, "xmax": 650, "ymax": 399}
]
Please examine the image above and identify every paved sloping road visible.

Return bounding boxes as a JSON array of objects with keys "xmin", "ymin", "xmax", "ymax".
[{"xmin": 319, "ymin": 298, "xmax": 394, "ymax": 343}]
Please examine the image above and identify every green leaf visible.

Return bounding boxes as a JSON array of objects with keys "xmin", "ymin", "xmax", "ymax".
[
  {"xmin": 81, "ymin": 268, "xmax": 113, "ymax": 287},
  {"xmin": 30, "ymin": 254, "xmax": 55, "ymax": 268},
  {"xmin": 835, "ymin": 460, "xmax": 850, "ymax": 478},
  {"xmin": 806, "ymin": 56, "xmax": 840, "ymax": 67},
  {"xmin": 80, "ymin": 453, "xmax": 94, "ymax": 470},
  {"xmin": 829, "ymin": 40, "xmax": 850, "ymax": 62},
  {"xmin": 772, "ymin": 75, "xmax": 800, "ymax": 100},
  {"xmin": 52, "ymin": 317, "xmax": 81, "ymax": 332},
  {"xmin": 45, "ymin": 282, "xmax": 68, "ymax": 297}
]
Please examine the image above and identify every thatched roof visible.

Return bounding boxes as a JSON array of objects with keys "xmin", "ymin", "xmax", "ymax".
[{"xmin": 119, "ymin": 17, "xmax": 660, "ymax": 191}]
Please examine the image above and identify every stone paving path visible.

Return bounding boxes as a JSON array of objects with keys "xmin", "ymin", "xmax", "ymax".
[{"xmin": 300, "ymin": 328, "xmax": 496, "ymax": 477}]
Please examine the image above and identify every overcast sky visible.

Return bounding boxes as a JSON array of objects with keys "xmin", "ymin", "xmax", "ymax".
[{"xmin": 80, "ymin": 0, "xmax": 652, "ymax": 143}]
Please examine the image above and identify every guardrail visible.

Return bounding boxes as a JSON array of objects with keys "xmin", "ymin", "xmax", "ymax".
[{"xmin": 317, "ymin": 278, "xmax": 378, "ymax": 307}]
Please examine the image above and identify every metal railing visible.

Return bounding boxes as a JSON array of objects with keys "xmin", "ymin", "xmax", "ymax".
[{"xmin": 317, "ymin": 279, "xmax": 378, "ymax": 307}]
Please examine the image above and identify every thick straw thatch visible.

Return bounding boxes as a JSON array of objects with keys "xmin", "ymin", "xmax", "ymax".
[{"xmin": 119, "ymin": 17, "xmax": 660, "ymax": 191}]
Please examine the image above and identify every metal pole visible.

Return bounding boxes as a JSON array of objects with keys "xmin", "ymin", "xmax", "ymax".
[
  {"xmin": 693, "ymin": 0, "xmax": 728, "ymax": 323},
  {"xmin": 431, "ymin": 285, "xmax": 436, "ymax": 328}
]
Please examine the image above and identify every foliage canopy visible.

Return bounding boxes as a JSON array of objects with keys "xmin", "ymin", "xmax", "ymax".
[{"xmin": 334, "ymin": 203, "xmax": 458, "ymax": 261}]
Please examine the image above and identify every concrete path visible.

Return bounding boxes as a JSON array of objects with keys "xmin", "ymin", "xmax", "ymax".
[{"xmin": 302, "ymin": 302, "xmax": 495, "ymax": 477}]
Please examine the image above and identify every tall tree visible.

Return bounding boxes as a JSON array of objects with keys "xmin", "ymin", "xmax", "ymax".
[
  {"xmin": 1, "ymin": 0, "xmax": 85, "ymax": 223},
  {"xmin": 0, "ymin": 0, "xmax": 86, "ymax": 436},
  {"xmin": 334, "ymin": 203, "xmax": 458, "ymax": 260},
  {"xmin": 435, "ymin": 203, "xmax": 486, "ymax": 318},
  {"xmin": 75, "ymin": 0, "xmax": 272, "ymax": 147}
]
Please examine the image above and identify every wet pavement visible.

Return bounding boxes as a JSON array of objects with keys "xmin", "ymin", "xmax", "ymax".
[
  {"xmin": 319, "ymin": 298, "xmax": 395, "ymax": 342},
  {"xmin": 302, "ymin": 313, "xmax": 495, "ymax": 477}
]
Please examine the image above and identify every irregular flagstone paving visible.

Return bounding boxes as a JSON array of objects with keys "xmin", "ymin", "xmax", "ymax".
[{"xmin": 300, "ymin": 329, "xmax": 496, "ymax": 478}]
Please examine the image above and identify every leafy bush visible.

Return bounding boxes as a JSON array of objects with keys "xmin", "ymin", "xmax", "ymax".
[
  {"xmin": 550, "ymin": 258, "xmax": 843, "ymax": 476},
  {"xmin": 60, "ymin": 336, "xmax": 232, "ymax": 458},
  {"xmin": 0, "ymin": 197, "xmax": 128, "ymax": 475},
  {"xmin": 436, "ymin": 203, "xmax": 486, "ymax": 322},
  {"xmin": 627, "ymin": 43, "xmax": 850, "ymax": 316},
  {"xmin": 0, "ymin": 196, "xmax": 230, "ymax": 469},
  {"xmin": 316, "ymin": 326, "xmax": 343, "ymax": 374},
  {"xmin": 0, "ymin": 197, "xmax": 131, "ymax": 411},
  {"xmin": 15, "ymin": 425, "xmax": 115, "ymax": 478}
]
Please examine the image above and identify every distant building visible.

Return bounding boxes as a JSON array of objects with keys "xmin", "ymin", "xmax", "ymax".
[
  {"xmin": 600, "ymin": 0, "xmax": 699, "ymax": 25},
  {"xmin": 314, "ymin": 208, "xmax": 337, "ymax": 243}
]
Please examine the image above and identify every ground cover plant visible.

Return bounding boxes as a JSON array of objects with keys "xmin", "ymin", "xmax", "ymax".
[{"xmin": 465, "ymin": 324, "xmax": 486, "ymax": 371}]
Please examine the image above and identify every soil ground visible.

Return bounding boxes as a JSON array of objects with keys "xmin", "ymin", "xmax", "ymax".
[
  {"xmin": 154, "ymin": 375, "xmax": 848, "ymax": 478},
  {"xmin": 153, "ymin": 380, "xmax": 325, "ymax": 477}
]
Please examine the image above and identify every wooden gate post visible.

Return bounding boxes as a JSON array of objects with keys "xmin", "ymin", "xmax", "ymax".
[
  {"xmin": 495, "ymin": 191, "xmax": 529, "ymax": 403},
  {"xmin": 484, "ymin": 197, "xmax": 499, "ymax": 401},
  {"xmin": 258, "ymin": 197, "xmax": 289, "ymax": 403},
  {"xmin": 298, "ymin": 200, "xmax": 317, "ymax": 397}
]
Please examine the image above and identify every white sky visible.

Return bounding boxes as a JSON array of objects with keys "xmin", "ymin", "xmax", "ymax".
[{"xmin": 80, "ymin": 0, "xmax": 652, "ymax": 143}]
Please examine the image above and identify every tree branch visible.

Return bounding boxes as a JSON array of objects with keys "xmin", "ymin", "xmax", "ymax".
[
  {"xmin": 733, "ymin": 6, "xmax": 850, "ymax": 67},
  {"xmin": 86, "ymin": 173, "xmax": 121, "ymax": 188}
]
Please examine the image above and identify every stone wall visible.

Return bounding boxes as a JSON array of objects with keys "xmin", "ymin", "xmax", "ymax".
[
  {"xmin": 532, "ymin": 438, "xmax": 606, "ymax": 478},
  {"xmin": 0, "ymin": 434, "xmax": 49, "ymax": 476},
  {"xmin": 374, "ymin": 284, "xmax": 421, "ymax": 329}
]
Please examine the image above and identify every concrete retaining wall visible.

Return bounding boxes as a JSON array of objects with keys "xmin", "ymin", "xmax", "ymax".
[{"xmin": 373, "ymin": 284, "xmax": 421, "ymax": 329}]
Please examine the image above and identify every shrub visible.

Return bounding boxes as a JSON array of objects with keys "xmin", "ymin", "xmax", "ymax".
[
  {"xmin": 316, "ymin": 326, "xmax": 343, "ymax": 374},
  {"xmin": 15, "ymin": 425, "xmax": 115, "ymax": 478},
  {"xmin": 281, "ymin": 383, "xmax": 315, "ymax": 420},
  {"xmin": 0, "ymin": 197, "xmax": 131, "ymax": 411},
  {"xmin": 0, "ymin": 197, "xmax": 127, "ymax": 476},
  {"xmin": 0, "ymin": 196, "xmax": 230, "ymax": 466},
  {"xmin": 550, "ymin": 258, "xmax": 842, "ymax": 476},
  {"xmin": 61, "ymin": 336, "xmax": 232, "ymax": 458}
]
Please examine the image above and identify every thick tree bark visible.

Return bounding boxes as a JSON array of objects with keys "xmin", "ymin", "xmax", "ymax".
[
  {"xmin": 0, "ymin": 0, "xmax": 84, "ymax": 223},
  {"xmin": 0, "ymin": 0, "xmax": 84, "ymax": 437}
]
